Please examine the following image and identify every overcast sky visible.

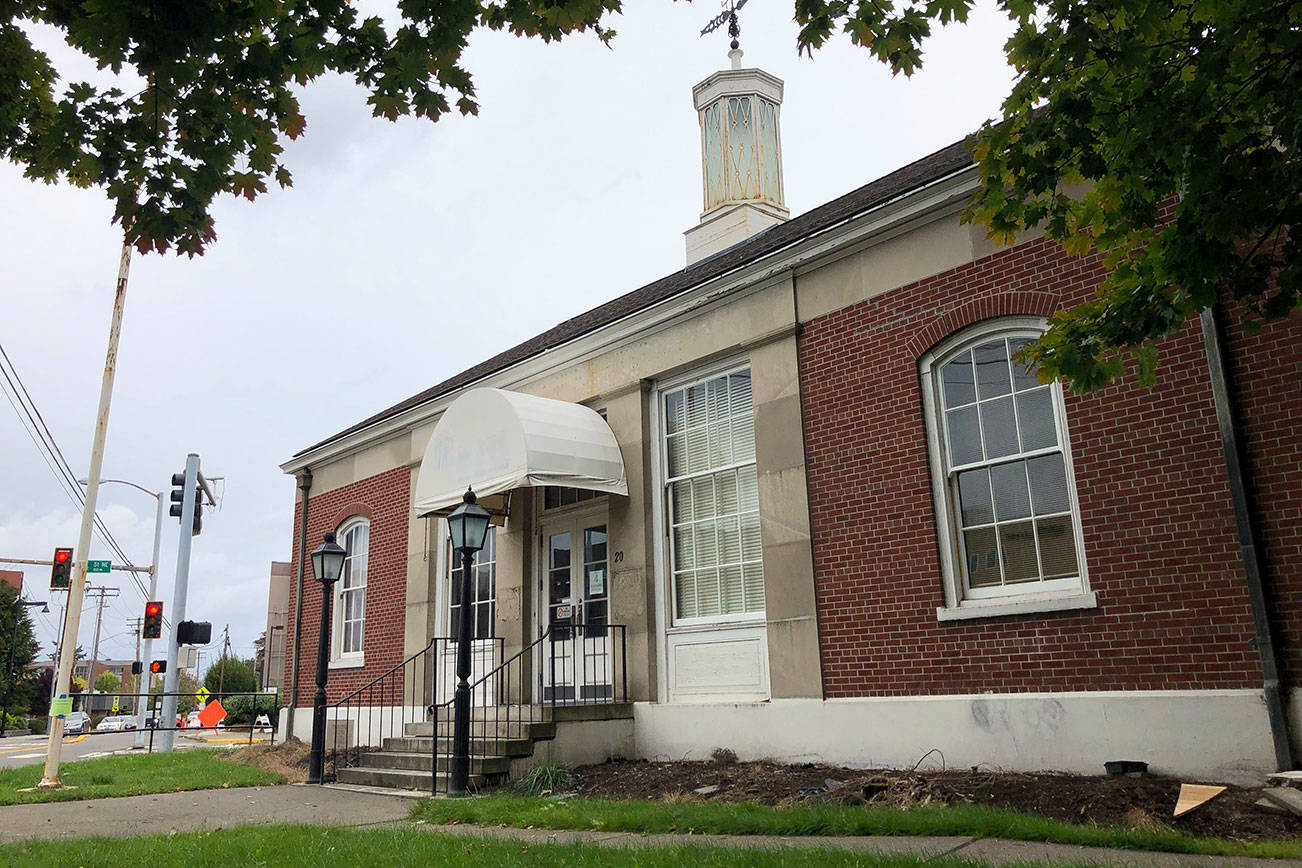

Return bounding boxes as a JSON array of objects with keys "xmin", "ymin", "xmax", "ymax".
[{"xmin": 0, "ymin": 2, "xmax": 1015, "ymax": 676}]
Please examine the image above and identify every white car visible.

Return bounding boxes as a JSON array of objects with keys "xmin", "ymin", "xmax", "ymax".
[{"xmin": 95, "ymin": 715, "xmax": 136, "ymax": 732}]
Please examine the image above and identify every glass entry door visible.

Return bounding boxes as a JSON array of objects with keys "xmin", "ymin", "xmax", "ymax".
[{"xmin": 541, "ymin": 513, "xmax": 612, "ymax": 701}]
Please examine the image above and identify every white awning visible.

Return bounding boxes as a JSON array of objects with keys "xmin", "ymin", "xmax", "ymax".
[{"xmin": 413, "ymin": 388, "xmax": 628, "ymax": 519}]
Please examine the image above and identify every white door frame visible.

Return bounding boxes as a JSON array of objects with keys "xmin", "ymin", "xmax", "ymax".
[{"xmin": 535, "ymin": 503, "xmax": 613, "ymax": 701}]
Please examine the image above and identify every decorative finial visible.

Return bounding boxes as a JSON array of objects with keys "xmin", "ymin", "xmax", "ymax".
[{"xmin": 700, "ymin": 0, "xmax": 749, "ymax": 54}]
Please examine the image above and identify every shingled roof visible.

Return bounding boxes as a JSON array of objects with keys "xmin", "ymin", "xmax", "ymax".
[{"xmin": 293, "ymin": 135, "xmax": 975, "ymax": 459}]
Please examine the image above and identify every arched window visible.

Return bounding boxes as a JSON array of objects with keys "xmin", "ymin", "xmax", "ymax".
[
  {"xmin": 335, "ymin": 518, "xmax": 369, "ymax": 658},
  {"xmin": 921, "ymin": 318, "xmax": 1093, "ymax": 619}
]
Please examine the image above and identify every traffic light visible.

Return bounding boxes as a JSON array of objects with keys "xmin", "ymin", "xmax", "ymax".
[
  {"xmin": 150, "ymin": 660, "xmax": 166, "ymax": 674},
  {"xmin": 50, "ymin": 547, "xmax": 73, "ymax": 589},
  {"xmin": 143, "ymin": 601, "xmax": 164, "ymax": 639},
  {"xmin": 168, "ymin": 472, "xmax": 203, "ymax": 535},
  {"xmin": 176, "ymin": 620, "xmax": 212, "ymax": 645},
  {"xmin": 131, "ymin": 661, "xmax": 142, "ymax": 675}
]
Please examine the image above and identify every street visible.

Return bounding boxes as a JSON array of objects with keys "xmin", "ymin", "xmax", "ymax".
[{"xmin": 0, "ymin": 730, "xmax": 216, "ymax": 768}]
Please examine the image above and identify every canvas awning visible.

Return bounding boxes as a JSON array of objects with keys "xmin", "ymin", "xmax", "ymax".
[{"xmin": 413, "ymin": 388, "xmax": 628, "ymax": 519}]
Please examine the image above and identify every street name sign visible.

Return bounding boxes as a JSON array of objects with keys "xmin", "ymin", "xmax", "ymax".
[{"xmin": 87, "ymin": 560, "xmax": 111, "ymax": 573}]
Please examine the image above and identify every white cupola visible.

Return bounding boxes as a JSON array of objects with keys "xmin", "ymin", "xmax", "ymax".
[{"xmin": 684, "ymin": 49, "xmax": 789, "ymax": 265}]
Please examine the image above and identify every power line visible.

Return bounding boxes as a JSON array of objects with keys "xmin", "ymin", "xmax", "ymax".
[{"xmin": 0, "ymin": 340, "xmax": 152, "ymax": 603}]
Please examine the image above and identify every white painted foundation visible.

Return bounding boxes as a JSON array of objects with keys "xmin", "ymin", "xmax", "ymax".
[{"xmin": 633, "ymin": 689, "xmax": 1279, "ymax": 786}]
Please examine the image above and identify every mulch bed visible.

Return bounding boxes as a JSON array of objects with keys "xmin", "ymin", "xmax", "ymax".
[{"xmin": 559, "ymin": 758, "xmax": 1300, "ymax": 842}]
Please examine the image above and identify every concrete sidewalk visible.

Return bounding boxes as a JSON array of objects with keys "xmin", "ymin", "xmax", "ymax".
[{"xmin": 0, "ymin": 783, "xmax": 1297, "ymax": 867}]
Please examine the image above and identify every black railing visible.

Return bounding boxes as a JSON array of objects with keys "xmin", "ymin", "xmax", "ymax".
[
  {"xmin": 428, "ymin": 622, "xmax": 626, "ymax": 795},
  {"xmin": 323, "ymin": 623, "xmax": 626, "ymax": 794}
]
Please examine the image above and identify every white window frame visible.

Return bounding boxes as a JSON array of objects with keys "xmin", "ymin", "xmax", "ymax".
[
  {"xmin": 330, "ymin": 517, "xmax": 369, "ymax": 667},
  {"xmin": 657, "ymin": 358, "xmax": 765, "ymax": 629},
  {"xmin": 921, "ymin": 317, "xmax": 1096, "ymax": 621}
]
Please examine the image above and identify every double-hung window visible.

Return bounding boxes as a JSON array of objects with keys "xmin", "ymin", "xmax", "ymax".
[
  {"xmin": 922, "ymin": 319, "xmax": 1092, "ymax": 617},
  {"xmin": 336, "ymin": 519, "xmax": 369, "ymax": 657},
  {"xmin": 663, "ymin": 366, "xmax": 764, "ymax": 623}
]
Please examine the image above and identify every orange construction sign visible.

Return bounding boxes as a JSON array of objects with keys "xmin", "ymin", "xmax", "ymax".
[{"xmin": 197, "ymin": 699, "xmax": 226, "ymax": 729}]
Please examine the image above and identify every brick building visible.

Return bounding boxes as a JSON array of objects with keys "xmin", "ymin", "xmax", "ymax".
[{"xmin": 279, "ymin": 51, "xmax": 1300, "ymax": 784}]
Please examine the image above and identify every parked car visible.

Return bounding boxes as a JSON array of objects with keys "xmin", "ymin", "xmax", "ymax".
[
  {"xmin": 95, "ymin": 715, "xmax": 136, "ymax": 732},
  {"xmin": 62, "ymin": 711, "xmax": 91, "ymax": 734},
  {"xmin": 186, "ymin": 711, "xmax": 202, "ymax": 728}
]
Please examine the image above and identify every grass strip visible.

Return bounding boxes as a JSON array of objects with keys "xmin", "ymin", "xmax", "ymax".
[
  {"xmin": 411, "ymin": 794, "xmax": 1302, "ymax": 861},
  {"xmin": 0, "ymin": 823, "xmax": 1093, "ymax": 867},
  {"xmin": 0, "ymin": 750, "xmax": 284, "ymax": 805}
]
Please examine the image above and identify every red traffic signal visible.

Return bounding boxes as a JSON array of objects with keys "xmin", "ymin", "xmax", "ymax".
[
  {"xmin": 50, "ymin": 547, "xmax": 73, "ymax": 589},
  {"xmin": 143, "ymin": 601, "xmax": 164, "ymax": 640},
  {"xmin": 150, "ymin": 660, "xmax": 166, "ymax": 674}
]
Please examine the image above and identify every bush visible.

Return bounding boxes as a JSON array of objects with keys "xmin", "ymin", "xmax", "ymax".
[
  {"xmin": 28, "ymin": 716, "xmax": 46, "ymax": 734},
  {"xmin": 219, "ymin": 693, "xmax": 279, "ymax": 727},
  {"xmin": 514, "ymin": 763, "xmax": 574, "ymax": 796},
  {"xmin": 2, "ymin": 712, "xmax": 28, "ymax": 732}
]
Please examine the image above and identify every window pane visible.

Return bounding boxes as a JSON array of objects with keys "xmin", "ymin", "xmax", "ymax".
[
  {"xmin": 1016, "ymin": 387, "xmax": 1057, "ymax": 451},
  {"xmin": 946, "ymin": 406, "xmax": 982, "ymax": 466},
  {"xmin": 999, "ymin": 521, "xmax": 1039, "ymax": 582},
  {"xmin": 941, "ymin": 351, "xmax": 976, "ymax": 408},
  {"xmin": 1008, "ymin": 337, "xmax": 1040, "ymax": 391},
  {"xmin": 716, "ymin": 469, "xmax": 739, "ymax": 514},
  {"xmin": 731, "ymin": 411, "xmax": 756, "ymax": 462},
  {"xmin": 974, "ymin": 340, "xmax": 1012, "ymax": 399},
  {"xmin": 544, "ymin": 487, "xmax": 560, "ymax": 510},
  {"xmin": 729, "ymin": 371, "xmax": 752, "ymax": 415},
  {"xmin": 743, "ymin": 563, "xmax": 765, "ymax": 611},
  {"xmin": 476, "ymin": 566, "xmax": 492, "ymax": 604},
  {"xmin": 476, "ymin": 603, "xmax": 491, "ymax": 639},
  {"xmin": 665, "ymin": 390, "xmax": 684, "ymax": 435},
  {"xmin": 956, "ymin": 468, "xmax": 993, "ymax": 527},
  {"xmin": 738, "ymin": 465, "xmax": 758, "ymax": 511},
  {"xmin": 719, "ymin": 565, "xmax": 744, "ymax": 614},
  {"xmin": 718, "ymin": 515, "xmax": 741, "ymax": 563},
  {"xmin": 667, "ymin": 434, "xmax": 687, "ymax": 478},
  {"xmin": 691, "ymin": 476, "xmax": 716, "ymax": 518},
  {"xmin": 740, "ymin": 512, "xmax": 762, "ymax": 562},
  {"xmin": 708, "ymin": 416, "xmax": 732, "ymax": 467},
  {"xmin": 696, "ymin": 568, "xmax": 721, "ymax": 617},
  {"xmin": 980, "ymin": 396, "xmax": 1019, "ymax": 459},
  {"xmin": 671, "ymin": 480, "xmax": 693, "ymax": 522},
  {"xmin": 991, "ymin": 461, "xmax": 1032, "ymax": 521},
  {"xmin": 585, "ymin": 526, "xmax": 607, "ymax": 564},
  {"xmin": 964, "ymin": 527, "xmax": 1000, "ymax": 587},
  {"xmin": 685, "ymin": 383, "xmax": 708, "ymax": 428},
  {"xmin": 694, "ymin": 522, "xmax": 719, "ymax": 567},
  {"xmin": 686, "ymin": 426, "xmax": 709, "ymax": 474},
  {"xmin": 673, "ymin": 526, "xmax": 695, "ymax": 570},
  {"xmin": 1036, "ymin": 516, "xmax": 1079, "ymax": 578},
  {"xmin": 1028, "ymin": 453, "xmax": 1071, "ymax": 515},
  {"xmin": 676, "ymin": 572, "xmax": 697, "ymax": 619},
  {"xmin": 450, "ymin": 574, "xmax": 462, "ymax": 605}
]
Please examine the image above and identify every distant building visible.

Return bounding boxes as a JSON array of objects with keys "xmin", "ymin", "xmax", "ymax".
[
  {"xmin": 0, "ymin": 570, "xmax": 22, "ymax": 594},
  {"xmin": 261, "ymin": 561, "xmax": 291, "ymax": 689}
]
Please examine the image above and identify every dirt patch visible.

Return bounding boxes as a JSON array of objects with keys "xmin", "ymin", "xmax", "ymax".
[
  {"xmin": 558, "ymin": 759, "xmax": 1300, "ymax": 842},
  {"xmin": 225, "ymin": 737, "xmax": 312, "ymax": 783}
]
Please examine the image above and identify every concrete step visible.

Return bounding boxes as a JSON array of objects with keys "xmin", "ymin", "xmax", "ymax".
[
  {"xmin": 403, "ymin": 720, "xmax": 556, "ymax": 741},
  {"xmin": 335, "ymin": 766, "xmax": 487, "ymax": 793},
  {"xmin": 359, "ymin": 750, "xmax": 510, "ymax": 775},
  {"xmin": 382, "ymin": 735, "xmax": 535, "ymax": 757}
]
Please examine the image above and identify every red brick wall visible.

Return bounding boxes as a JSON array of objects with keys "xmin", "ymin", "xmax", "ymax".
[
  {"xmin": 1219, "ymin": 301, "xmax": 1302, "ymax": 686},
  {"xmin": 283, "ymin": 465, "xmax": 412, "ymax": 707},
  {"xmin": 799, "ymin": 234, "xmax": 1299, "ymax": 697}
]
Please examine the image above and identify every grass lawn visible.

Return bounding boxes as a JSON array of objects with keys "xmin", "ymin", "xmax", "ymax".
[
  {"xmin": 412, "ymin": 794, "xmax": 1302, "ymax": 861},
  {"xmin": 0, "ymin": 750, "xmax": 283, "ymax": 805},
  {"xmin": 0, "ymin": 824, "xmax": 1095, "ymax": 867}
]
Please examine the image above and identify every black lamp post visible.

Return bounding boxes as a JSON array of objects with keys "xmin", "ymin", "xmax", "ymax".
[
  {"xmin": 447, "ymin": 487, "xmax": 491, "ymax": 796},
  {"xmin": 1, "ymin": 598, "xmax": 48, "ymax": 740},
  {"xmin": 307, "ymin": 531, "xmax": 346, "ymax": 785}
]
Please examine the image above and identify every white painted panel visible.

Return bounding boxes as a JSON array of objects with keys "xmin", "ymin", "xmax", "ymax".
[{"xmin": 666, "ymin": 625, "xmax": 768, "ymax": 702}]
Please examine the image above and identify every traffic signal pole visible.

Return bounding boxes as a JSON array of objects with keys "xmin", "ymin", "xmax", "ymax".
[
  {"xmin": 39, "ymin": 241, "xmax": 132, "ymax": 788},
  {"xmin": 134, "ymin": 493, "xmax": 165, "ymax": 746},
  {"xmin": 156, "ymin": 453, "xmax": 199, "ymax": 753}
]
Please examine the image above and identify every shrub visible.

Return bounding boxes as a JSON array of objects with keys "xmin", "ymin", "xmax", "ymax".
[{"xmin": 514, "ymin": 763, "xmax": 575, "ymax": 796}]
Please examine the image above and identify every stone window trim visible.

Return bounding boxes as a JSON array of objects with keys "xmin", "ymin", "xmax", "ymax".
[
  {"xmin": 331, "ymin": 516, "xmax": 370, "ymax": 664},
  {"xmin": 919, "ymin": 316, "xmax": 1095, "ymax": 621}
]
